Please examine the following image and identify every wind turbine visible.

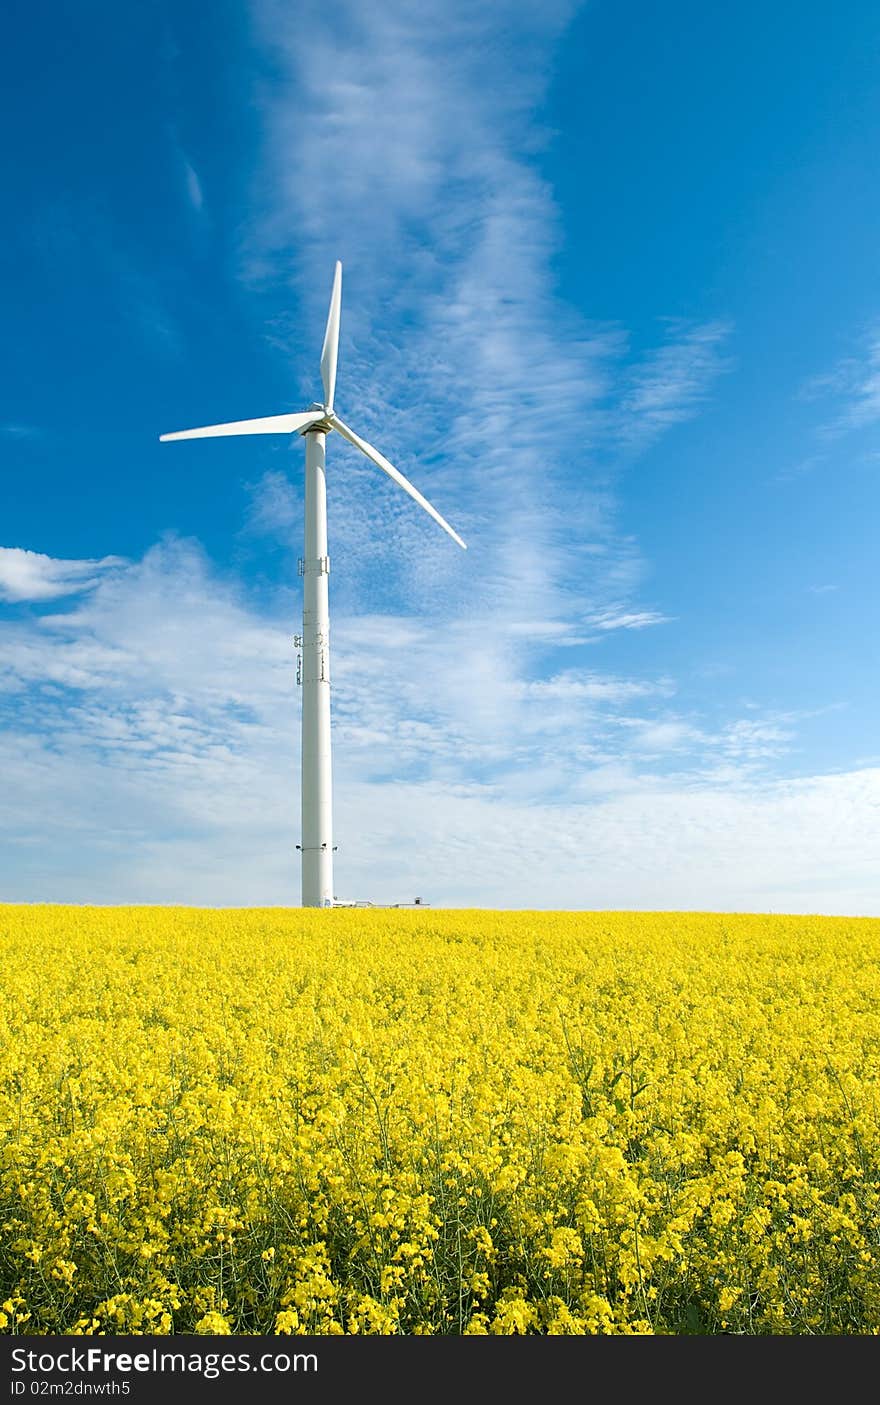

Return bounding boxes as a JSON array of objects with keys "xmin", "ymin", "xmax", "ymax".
[{"xmin": 160, "ymin": 262, "xmax": 466, "ymax": 908}]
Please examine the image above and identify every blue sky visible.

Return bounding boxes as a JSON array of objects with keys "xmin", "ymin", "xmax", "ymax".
[{"xmin": 1, "ymin": 0, "xmax": 878, "ymax": 911}]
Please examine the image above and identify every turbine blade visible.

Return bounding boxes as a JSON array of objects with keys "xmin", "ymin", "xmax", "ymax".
[
  {"xmin": 320, "ymin": 261, "xmax": 342, "ymax": 411},
  {"xmin": 160, "ymin": 410, "xmax": 324, "ymax": 442},
  {"xmin": 328, "ymin": 413, "xmax": 467, "ymax": 550}
]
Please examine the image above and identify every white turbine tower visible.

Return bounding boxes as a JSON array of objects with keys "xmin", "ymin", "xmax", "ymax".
[{"xmin": 160, "ymin": 262, "xmax": 466, "ymax": 908}]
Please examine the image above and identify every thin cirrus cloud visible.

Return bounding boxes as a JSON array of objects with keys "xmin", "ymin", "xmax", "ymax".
[
  {"xmin": 586, "ymin": 607, "xmax": 673, "ymax": 631},
  {"xmin": 843, "ymin": 331, "xmax": 880, "ymax": 428},
  {"xmin": 182, "ymin": 157, "xmax": 205, "ymax": 214},
  {"xmin": 242, "ymin": 0, "xmax": 727, "ymax": 661},
  {"xmin": 801, "ymin": 324, "xmax": 880, "ymax": 436},
  {"xmin": 167, "ymin": 124, "xmax": 207, "ymax": 219},
  {"xmin": 617, "ymin": 321, "xmax": 733, "ymax": 451}
]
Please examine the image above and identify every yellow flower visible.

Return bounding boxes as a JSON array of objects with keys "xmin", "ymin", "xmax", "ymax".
[{"xmin": 194, "ymin": 1312, "xmax": 232, "ymax": 1335}]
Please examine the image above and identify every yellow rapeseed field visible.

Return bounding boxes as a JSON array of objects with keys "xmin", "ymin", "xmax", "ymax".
[{"xmin": 1, "ymin": 906, "xmax": 878, "ymax": 1335}]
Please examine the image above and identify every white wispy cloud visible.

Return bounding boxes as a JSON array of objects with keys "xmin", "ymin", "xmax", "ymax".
[
  {"xmin": 182, "ymin": 158, "xmax": 204, "ymax": 213},
  {"xmin": 802, "ymin": 325, "xmax": 880, "ymax": 436},
  {"xmin": 717, "ymin": 715, "xmax": 796, "ymax": 761},
  {"xmin": 0, "ymin": 547, "xmax": 125, "ymax": 603},
  {"xmin": 520, "ymin": 672, "xmax": 672, "ymax": 704},
  {"xmin": 586, "ymin": 606, "xmax": 672, "ymax": 631},
  {"xmin": 166, "ymin": 123, "xmax": 208, "ymax": 219},
  {"xmin": 618, "ymin": 320, "xmax": 733, "ymax": 450},
  {"xmin": 228, "ymin": 0, "xmax": 732, "ymax": 782},
  {"xmin": 617, "ymin": 717, "xmax": 706, "ymax": 755},
  {"xmin": 4, "ymin": 540, "xmax": 870, "ymax": 911}
]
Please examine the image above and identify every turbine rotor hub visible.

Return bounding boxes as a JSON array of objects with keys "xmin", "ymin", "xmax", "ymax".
[{"xmin": 301, "ymin": 403, "xmax": 334, "ymax": 434}]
